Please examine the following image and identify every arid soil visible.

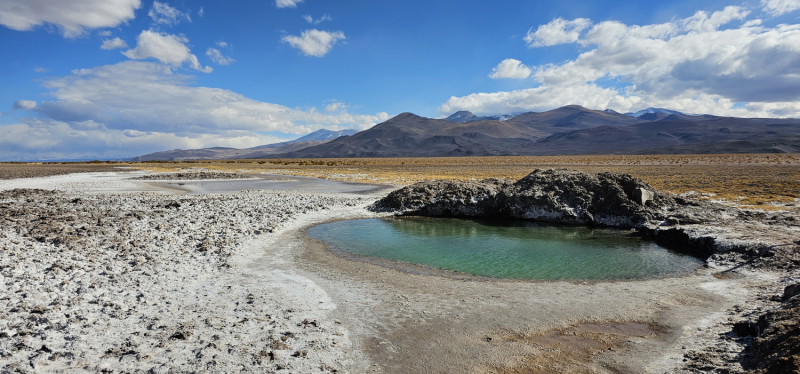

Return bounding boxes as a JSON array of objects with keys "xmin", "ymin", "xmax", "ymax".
[
  {"xmin": 125, "ymin": 154, "xmax": 800, "ymax": 206},
  {"xmin": 0, "ymin": 166, "xmax": 798, "ymax": 373},
  {"xmin": 0, "ymin": 164, "xmax": 121, "ymax": 180}
]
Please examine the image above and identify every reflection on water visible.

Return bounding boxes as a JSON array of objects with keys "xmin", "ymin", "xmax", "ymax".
[{"xmin": 307, "ymin": 217, "xmax": 703, "ymax": 280}]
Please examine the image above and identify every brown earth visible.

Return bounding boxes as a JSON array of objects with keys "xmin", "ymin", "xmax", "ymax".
[
  {"xmin": 0, "ymin": 163, "xmax": 121, "ymax": 180},
  {"xmin": 125, "ymin": 154, "xmax": 800, "ymax": 207}
]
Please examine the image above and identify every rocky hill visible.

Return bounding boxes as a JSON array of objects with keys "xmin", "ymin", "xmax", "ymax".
[
  {"xmin": 132, "ymin": 129, "xmax": 356, "ymax": 161},
  {"xmin": 134, "ymin": 106, "xmax": 800, "ymax": 160},
  {"xmin": 269, "ymin": 106, "xmax": 800, "ymax": 158}
]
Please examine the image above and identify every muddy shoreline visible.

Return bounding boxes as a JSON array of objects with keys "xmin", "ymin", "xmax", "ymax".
[{"xmin": 293, "ymin": 213, "xmax": 790, "ymax": 373}]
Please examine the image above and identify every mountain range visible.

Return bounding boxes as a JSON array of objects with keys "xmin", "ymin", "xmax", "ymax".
[
  {"xmin": 133, "ymin": 129, "xmax": 357, "ymax": 161},
  {"xmin": 134, "ymin": 106, "xmax": 800, "ymax": 160}
]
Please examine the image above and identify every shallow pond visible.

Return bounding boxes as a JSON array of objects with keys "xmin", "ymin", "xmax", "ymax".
[{"xmin": 307, "ymin": 217, "xmax": 703, "ymax": 280}]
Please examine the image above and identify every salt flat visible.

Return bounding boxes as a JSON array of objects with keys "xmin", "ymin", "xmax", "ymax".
[{"xmin": 0, "ymin": 170, "xmax": 796, "ymax": 373}]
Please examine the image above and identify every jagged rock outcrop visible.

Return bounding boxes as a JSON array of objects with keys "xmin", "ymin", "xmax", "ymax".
[
  {"xmin": 750, "ymin": 283, "xmax": 800, "ymax": 373},
  {"xmin": 371, "ymin": 169, "xmax": 671, "ymax": 227},
  {"xmin": 371, "ymin": 168, "xmax": 800, "ymax": 263}
]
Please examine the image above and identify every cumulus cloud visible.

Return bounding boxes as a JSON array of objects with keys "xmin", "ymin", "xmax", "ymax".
[
  {"xmin": 762, "ymin": 0, "xmax": 800, "ymax": 16},
  {"xmin": 276, "ymin": 0, "xmax": 303, "ymax": 8},
  {"xmin": 123, "ymin": 30, "xmax": 212, "ymax": 73},
  {"xmin": 302, "ymin": 14, "xmax": 331, "ymax": 25},
  {"xmin": 0, "ymin": 0, "xmax": 140, "ymax": 38},
  {"xmin": 216, "ymin": 41, "xmax": 228, "ymax": 48},
  {"xmin": 3, "ymin": 61, "xmax": 388, "ymax": 160},
  {"xmin": 206, "ymin": 48, "xmax": 235, "ymax": 65},
  {"xmin": 148, "ymin": 1, "xmax": 191, "ymax": 26},
  {"xmin": 325, "ymin": 101, "xmax": 345, "ymax": 112},
  {"xmin": 489, "ymin": 59, "xmax": 533, "ymax": 79},
  {"xmin": 12, "ymin": 100, "xmax": 37, "ymax": 111},
  {"xmin": 101, "ymin": 37, "xmax": 128, "ymax": 50},
  {"xmin": 0, "ymin": 118, "xmax": 298, "ymax": 161},
  {"xmin": 281, "ymin": 29, "xmax": 345, "ymax": 57},
  {"xmin": 443, "ymin": 6, "xmax": 800, "ymax": 118},
  {"xmin": 98, "ymin": 30, "xmax": 112, "ymax": 37},
  {"xmin": 524, "ymin": 17, "xmax": 592, "ymax": 47}
]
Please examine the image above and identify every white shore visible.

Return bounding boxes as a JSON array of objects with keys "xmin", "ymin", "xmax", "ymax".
[
  {"xmin": 0, "ymin": 171, "xmax": 793, "ymax": 373},
  {"xmin": 0, "ymin": 171, "xmax": 383, "ymax": 373}
]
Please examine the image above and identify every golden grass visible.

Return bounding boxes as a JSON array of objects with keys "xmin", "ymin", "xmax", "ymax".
[{"xmin": 119, "ymin": 154, "xmax": 800, "ymax": 208}]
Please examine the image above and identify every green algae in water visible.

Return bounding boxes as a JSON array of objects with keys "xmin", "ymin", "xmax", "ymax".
[{"xmin": 307, "ymin": 217, "xmax": 703, "ymax": 280}]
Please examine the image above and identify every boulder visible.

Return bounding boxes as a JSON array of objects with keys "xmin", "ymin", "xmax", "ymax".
[
  {"xmin": 783, "ymin": 283, "xmax": 800, "ymax": 300},
  {"xmin": 371, "ymin": 169, "xmax": 671, "ymax": 228},
  {"xmin": 632, "ymin": 188, "xmax": 654, "ymax": 206}
]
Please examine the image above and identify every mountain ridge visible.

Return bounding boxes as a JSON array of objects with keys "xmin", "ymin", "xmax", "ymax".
[{"xmin": 134, "ymin": 106, "xmax": 800, "ymax": 160}]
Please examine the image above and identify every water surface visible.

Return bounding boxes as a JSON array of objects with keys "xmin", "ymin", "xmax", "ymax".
[{"xmin": 307, "ymin": 217, "xmax": 702, "ymax": 280}]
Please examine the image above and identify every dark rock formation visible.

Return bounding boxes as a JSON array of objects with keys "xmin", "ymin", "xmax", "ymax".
[
  {"xmin": 371, "ymin": 169, "xmax": 671, "ymax": 228},
  {"xmin": 371, "ymin": 169, "xmax": 800, "ymax": 262},
  {"xmin": 751, "ymin": 284, "xmax": 800, "ymax": 373}
]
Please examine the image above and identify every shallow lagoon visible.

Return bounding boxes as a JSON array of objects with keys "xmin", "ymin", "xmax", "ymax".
[{"xmin": 308, "ymin": 217, "xmax": 703, "ymax": 280}]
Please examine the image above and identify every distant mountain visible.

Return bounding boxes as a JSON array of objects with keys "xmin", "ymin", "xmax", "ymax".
[
  {"xmin": 134, "ymin": 106, "xmax": 800, "ymax": 161},
  {"xmin": 295, "ymin": 129, "xmax": 357, "ymax": 141},
  {"xmin": 266, "ymin": 106, "xmax": 646, "ymax": 158},
  {"xmin": 248, "ymin": 129, "xmax": 356, "ymax": 150},
  {"xmin": 262, "ymin": 106, "xmax": 800, "ymax": 158},
  {"xmin": 444, "ymin": 111, "xmax": 486, "ymax": 123},
  {"xmin": 625, "ymin": 107, "xmax": 686, "ymax": 117},
  {"xmin": 516, "ymin": 117, "xmax": 800, "ymax": 155},
  {"xmin": 444, "ymin": 111, "xmax": 523, "ymax": 123},
  {"xmin": 132, "ymin": 129, "xmax": 355, "ymax": 161}
]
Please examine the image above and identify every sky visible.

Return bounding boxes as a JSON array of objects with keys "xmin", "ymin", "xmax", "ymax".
[{"xmin": 2, "ymin": 0, "xmax": 800, "ymax": 161}]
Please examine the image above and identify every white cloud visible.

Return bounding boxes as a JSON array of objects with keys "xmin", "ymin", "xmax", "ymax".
[
  {"xmin": 325, "ymin": 101, "xmax": 345, "ymax": 112},
  {"xmin": 276, "ymin": 0, "xmax": 303, "ymax": 8},
  {"xmin": 0, "ymin": 0, "xmax": 140, "ymax": 38},
  {"xmin": 34, "ymin": 67, "xmax": 48, "ymax": 73},
  {"xmin": 281, "ymin": 29, "xmax": 345, "ymax": 57},
  {"xmin": 303, "ymin": 14, "xmax": 331, "ymax": 25},
  {"xmin": 489, "ymin": 59, "xmax": 533, "ymax": 79},
  {"xmin": 101, "ymin": 37, "xmax": 128, "ymax": 50},
  {"xmin": 762, "ymin": 0, "xmax": 800, "ymax": 16},
  {"xmin": 206, "ymin": 48, "xmax": 235, "ymax": 65},
  {"xmin": 98, "ymin": 30, "xmax": 112, "ymax": 37},
  {"xmin": 123, "ymin": 30, "xmax": 212, "ymax": 73},
  {"xmin": 216, "ymin": 41, "xmax": 228, "ymax": 48},
  {"xmin": 0, "ymin": 118, "xmax": 298, "ymax": 161},
  {"xmin": 148, "ymin": 1, "xmax": 191, "ymax": 26},
  {"xmin": 12, "ymin": 100, "xmax": 37, "ymax": 111},
  {"xmin": 3, "ymin": 61, "xmax": 388, "ymax": 160},
  {"xmin": 524, "ymin": 17, "xmax": 592, "ymax": 47},
  {"xmin": 443, "ymin": 6, "xmax": 800, "ymax": 118},
  {"xmin": 198, "ymin": 6, "xmax": 204, "ymax": 17}
]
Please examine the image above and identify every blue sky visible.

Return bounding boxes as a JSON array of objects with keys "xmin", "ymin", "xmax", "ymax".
[{"xmin": 2, "ymin": 0, "xmax": 800, "ymax": 160}]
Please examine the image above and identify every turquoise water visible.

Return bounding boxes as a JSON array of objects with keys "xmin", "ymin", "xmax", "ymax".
[{"xmin": 307, "ymin": 217, "xmax": 702, "ymax": 280}]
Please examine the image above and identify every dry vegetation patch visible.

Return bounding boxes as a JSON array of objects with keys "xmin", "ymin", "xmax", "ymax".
[
  {"xmin": 0, "ymin": 163, "xmax": 120, "ymax": 180},
  {"xmin": 123, "ymin": 154, "xmax": 800, "ymax": 207},
  {"xmin": 3, "ymin": 155, "xmax": 797, "ymax": 207}
]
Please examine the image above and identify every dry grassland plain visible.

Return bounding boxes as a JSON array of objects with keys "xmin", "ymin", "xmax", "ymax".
[
  {"xmin": 125, "ymin": 154, "xmax": 800, "ymax": 208},
  {"xmin": 0, "ymin": 163, "xmax": 119, "ymax": 180},
  {"xmin": 3, "ymin": 154, "xmax": 798, "ymax": 208}
]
